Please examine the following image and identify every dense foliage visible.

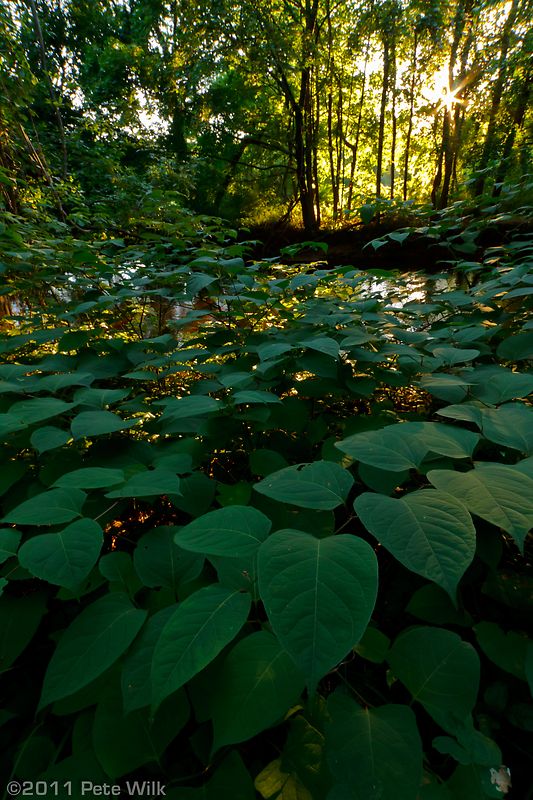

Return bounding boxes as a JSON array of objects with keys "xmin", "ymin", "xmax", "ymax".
[
  {"xmin": 1, "ymin": 0, "xmax": 532, "ymax": 229},
  {"xmin": 1, "ymin": 0, "xmax": 532, "ymax": 797},
  {"xmin": 0, "ymin": 184, "xmax": 532, "ymax": 797}
]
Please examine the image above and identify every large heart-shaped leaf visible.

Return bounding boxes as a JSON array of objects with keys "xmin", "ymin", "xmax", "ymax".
[
  {"xmin": 326, "ymin": 692, "xmax": 422, "ymax": 800},
  {"xmin": 158, "ymin": 395, "xmax": 220, "ymax": 423},
  {"xmin": 354, "ymin": 489, "xmax": 476, "ymax": 602},
  {"xmin": 336, "ymin": 426, "xmax": 426, "ymax": 471},
  {"xmin": 468, "ymin": 366, "xmax": 533, "ymax": 405},
  {"xmin": 106, "ymin": 470, "xmax": 181, "ymax": 498},
  {"xmin": 388, "ymin": 627, "xmax": 480, "ymax": 724},
  {"xmin": 258, "ymin": 530, "xmax": 378, "ymax": 693},
  {"xmin": 121, "ymin": 607, "xmax": 175, "ymax": 713},
  {"xmin": 133, "ymin": 527, "xmax": 203, "ymax": 590},
  {"xmin": 176, "ymin": 506, "xmax": 271, "ymax": 558},
  {"xmin": 30, "ymin": 426, "xmax": 70, "ymax": 454},
  {"xmin": 151, "ymin": 584, "xmax": 250, "ymax": 711},
  {"xmin": 254, "ymin": 461, "xmax": 354, "ymax": 510},
  {"xmin": 419, "ymin": 375, "xmax": 471, "ymax": 403},
  {"xmin": 400, "ymin": 421, "xmax": 480, "ymax": 460},
  {"xmin": 71, "ymin": 410, "xmax": 139, "ymax": 439},
  {"xmin": 2, "ymin": 489, "xmax": 86, "ymax": 526},
  {"xmin": 53, "ymin": 468, "xmax": 125, "ymax": 490},
  {"xmin": 8, "ymin": 398, "xmax": 75, "ymax": 425},
  {"xmin": 480, "ymin": 404, "xmax": 533, "ymax": 454},
  {"xmin": 18, "ymin": 518, "xmax": 103, "ymax": 589},
  {"xmin": 39, "ymin": 593, "xmax": 147, "ymax": 708},
  {"xmin": 427, "ymin": 466, "xmax": 533, "ymax": 551},
  {"xmin": 93, "ymin": 688, "xmax": 189, "ymax": 778},
  {"xmin": 211, "ymin": 631, "xmax": 305, "ymax": 751}
]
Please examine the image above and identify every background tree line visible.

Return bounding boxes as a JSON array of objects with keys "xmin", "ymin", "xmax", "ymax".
[{"xmin": 1, "ymin": 0, "xmax": 531, "ymax": 231}]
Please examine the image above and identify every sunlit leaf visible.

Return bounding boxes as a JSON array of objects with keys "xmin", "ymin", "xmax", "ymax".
[
  {"xmin": 176, "ymin": 506, "xmax": 271, "ymax": 558},
  {"xmin": 354, "ymin": 489, "xmax": 476, "ymax": 601},
  {"xmin": 254, "ymin": 461, "xmax": 354, "ymax": 509},
  {"xmin": 427, "ymin": 465, "xmax": 533, "ymax": 551}
]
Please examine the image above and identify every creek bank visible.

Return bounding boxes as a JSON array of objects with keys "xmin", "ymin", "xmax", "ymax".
[{"xmin": 244, "ymin": 217, "xmax": 533, "ymax": 271}]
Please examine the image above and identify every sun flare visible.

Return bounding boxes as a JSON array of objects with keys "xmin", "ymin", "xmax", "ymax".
[{"xmin": 424, "ymin": 68, "xmax": 466, "ymax": 110}]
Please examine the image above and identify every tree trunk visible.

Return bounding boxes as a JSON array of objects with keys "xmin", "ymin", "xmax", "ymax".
[
  {"xmin": 376, "ymin": 38, "xmax": 390, "ymax": 200},
  {"xmin": 389, "ymin": 36, "xmax": 397, "ymax": 200},
  {"xmin": 27, "ymin": 0, "xmax": 67, "ymax": 179},
  {"xmin": 402, "ymin": 30, "xmax": 417, "ymax": 201},
  {"xmin": 474, "ymin": 0, "xmax": 520, "ymax": 195},
  {"xmin": 492, "ymin": 63, "xmax": 532, "ymax": 196}
]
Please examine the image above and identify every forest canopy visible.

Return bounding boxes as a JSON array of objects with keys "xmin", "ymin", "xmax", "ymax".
[{"xmin": 1, "ymin": 0, "xmax": 532, "ymax": 230}]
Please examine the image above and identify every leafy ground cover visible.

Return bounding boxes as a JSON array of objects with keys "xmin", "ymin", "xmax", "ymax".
[{"xmin": 0, "ymin": 199, "xmax": 532, "ymax": 799}]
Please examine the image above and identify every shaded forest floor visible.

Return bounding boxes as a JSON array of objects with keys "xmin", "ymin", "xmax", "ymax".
[{"xmin": 246, "ymin": 215, "xmax": 533, "ymax": 271}]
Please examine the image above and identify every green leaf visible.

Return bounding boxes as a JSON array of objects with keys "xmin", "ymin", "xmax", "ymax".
[
  {"xmin": 250, "ymin": 449, "xmax": 289, "ymax": 477},
  {"xmin": 258, "ymin": 530, "xmax": 378, "ymax": 694},
  {"xmin": 158, "ymin": 395, "xmax": 220, "ymax": 422},
  {"xmin": 151, "ymin": 584, "xmax": 250, "ymax": 711},
  {"xmin": 233, "ymin": 390, "xmax": 282, "ymax": 404},
  {"xmin": 402, "ymin": 421, "xmax": 480, "ymax": 460},
  {"xmin": 336, "ymin": 426, "xmax": 426, "ymax": 471},
  {"xmin": 354, "ymin": 489, "xmax": 476, "ymax": 601},
  {"xmin": 211, "ymin": 631, "xmax": 305, "ymax": 750},
  {"xmin": 106, "ymin": 469, "xmax": 181, "ymax": 498},
  {"xmin": 53, "ymin": 468, "xmax": 125, "ymax": 490},
  {"xmin": 427, "ymin": 465, "xmax": 533, "ymax": 552},
  {"xmin": 134, "ymin": 527, "xmax": 204, "ymax": 590},
  {"xmin": 0, "ymin": 413, "xmax": 28, "ymax": 437},
  {"xmin": 18, "ymin": 519, "xmax": 103, "ymax": 590},
  {"xmin": 93, "ymin": 688, "xmax": 189, "ymax": 778},
  {"xmin": 30, "ymin": 426, "xmax": 70, "ymax": 454},
  {"xmin": 39, "ymin": 593, "xmax": 147, "ymax": 709},
  {"xmin": 419, "ymin": 375, "xmax": 471, "ymax": 403},
  {"xmin": 406, "ymin": 585, "xmax": 472, "ymax": 627},
  {"xmin": 99, "ymin": 552, "xmax": 141, "ymax": 595},
  {"xmin": 254, "ymin": 461, "xmax": 354, "ymax": 510},
  {"xmin": 254, "ymin": 758, "xmax": 313, "ymax": 800},
  {"xmin": 468, "ymin": 366, "xmax": 533, "ymax": 404},
  {"xmin": 8, "ymin": 398, "xmax": 75, "ymax": 425},
  {"xmin": 176, "ymin": 506, "xmax": 271, "ymax": 558},
  {"xmin": 256, "ymin": 342, "xmax": 294, "ymax": 361},
  {"xmin": 354, "ymin": 626, "xmax": 390, "ymax": 664},
  {"xmin": 326, "ymin": 692, "xmax": 422, "ymax": 800},
  {"xmin": 474, "ymin": 622, "xmax": 528, "ymax": 680},
  {"xmin": 121, "ymin": 606, "xmax": 175, "ymax": 713},
  {"xmin": 430, "ymin": 347, "xmax": 480, "ymax": 365},
  {"xmin": 299, "ymin": 337, "xmax": 340, "ymax": 359},
  {"xmin": 0, "ymin": 592, "xmax": 47, "ymax": 673},
  {"xmin": 388, "ymin": 230, "xmax": 411, "ymax": 244},
  {"xmin": 496, "ymin": 331, "xmax": 533, "ymax": 360},
  {"xmin": 388, "ymin": 627, "xmax": 480, "ymax": 724},
  {"xmin": 480, "ymin": 403, "xmax": 533, "ymax": 454},
  {"xmin": 71, "ymin": 410, "xmax": 139, "ymax": 439},
  {"xmin": 72, "ymin": 387, "xmax": 131, "ymax": 408},
  {"xmin": 0, "ymin": 529, "xmax": 21, "ymax": 563},
  {"xmin": 2, "ymin": 489, "xmax": 86, "ymax": 526},
  {"xmin": 359, "ymin": 203, "xmax": 376, "ymax": 225}
]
